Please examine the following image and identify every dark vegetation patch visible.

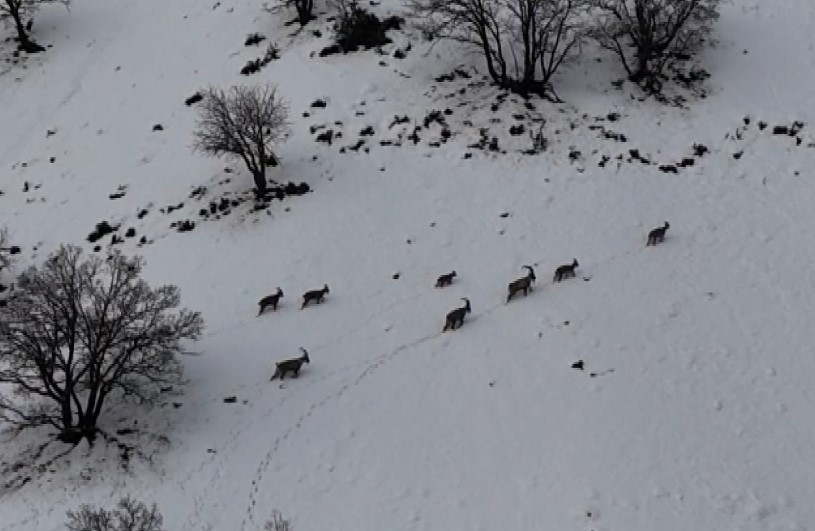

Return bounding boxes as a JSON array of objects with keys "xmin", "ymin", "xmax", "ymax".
[
  {"xmin": 240, "ymin": 43, "xmax": 280, "ymax": 75},
  {"xmin": 87, "ymin": 221, "xmax": 120, "ymax": 244},
  {"xmin": 244, "ymin": 33, "xmax": 266, "ymax": 46},
  {"xmin": 320, "ymin": 3, "xmax": 403, "ymax": 56}
]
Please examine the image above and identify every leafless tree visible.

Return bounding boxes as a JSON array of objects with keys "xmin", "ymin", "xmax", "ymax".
[
  {"xmin": 590, "ymin": 0, "xmax": 720, "ymax": 91},
  {"xmin": 0, "ymin": 245, "xmax": 203, "ymax": 444},
  {"xmin": 409, "ymin": 0, "xmax": 588, "ymax": 99},
  {"xmin": 192, "ymin": 84, "xmax": 289, "ymax": 197},
  {"xmin": 66, "ymin": 496, "xmax": 165, "ymax": 531},
  {"xmin": 0, "ymin": 0, "xmax": 70, "ymax": 53},
  {"xmin": 266, "ymin": 0, "xmax": 315, "ymax": 26}
]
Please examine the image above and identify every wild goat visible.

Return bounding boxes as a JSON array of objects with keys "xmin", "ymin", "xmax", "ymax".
[
  {"xmin": 270, "ymin": 348, "xmax": 310, "ymax": 381},
  {"xmin": 435, "ymin": 270, "xmax": 457, "ymax": 288},
  {"xmin": 647, "ymin": 222, "xmax": 670, "ymax": 246},
  {"xmin": 301, "ymin": 284, "xmax": 329, "ymax": 309},
  {"xmin": 257, "ymin": 287, "xmax": 283, "ymax": 315},
  {"xmin": 443, "ymin": 298, "xmax": 471, "ymax": 331},
  {"xmin": 553, "ymin": 259, "xmax": 579, "ymax": 282},
  {"xmin": 507, "ymin": 265, "xmax": 536, "ymax": 302}
]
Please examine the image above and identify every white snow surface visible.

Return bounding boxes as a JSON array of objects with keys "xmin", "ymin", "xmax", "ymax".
[{"xmin": 2, "ymin": 0, "xmax": 815, "ymax": 529}]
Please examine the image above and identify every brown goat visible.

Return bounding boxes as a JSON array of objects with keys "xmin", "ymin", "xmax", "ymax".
[
  {"xmin": 553, "ymin": 259, "xmax": 579, "ymax": 282},
  {"xmin": 301, "ymin": 284, "xmax": 329, "ymax": 309},
  {"xmin": 507, "ymin": 265, "xmax": 536, "ymax": 303},
  {"xmin": 435, "ymin": 270, "xmax": 457, "ymax": 288},
  {"xmin": 257, "ymin": 287, "xmax": 284, "ymax": 316},
  {"xmin": 647, "ymin": 222, "xmax": 670, "ymax": 246},
  {"xmin": 270, "ymin": 348, "xmax": 311, "ymax": 381},
  {"xmin": 443, "ymin": 298, "xmax": 471, "ymax": 331}
]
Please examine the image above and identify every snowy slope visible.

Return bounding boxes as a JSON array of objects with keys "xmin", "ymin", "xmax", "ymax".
[{"xmin": 2, "ymin": 0, "xmax": 815, "ymax": 530}]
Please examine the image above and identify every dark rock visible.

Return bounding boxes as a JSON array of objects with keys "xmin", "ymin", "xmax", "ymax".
[{"xmin": 185, "ymin": 92, "xmax": 204, "ymax": 106}]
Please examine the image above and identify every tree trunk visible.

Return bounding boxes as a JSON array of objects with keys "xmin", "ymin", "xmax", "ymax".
[
  {"xmin": 60, "ymin": 401, "xmax": 74, "ymax": 434},
  {"xmin": 296, "ymin": 0, "xmax": 313, "ymax": 26},
  {"xmin": 10, "ymin": 8, "xmax": 44, "ymax": 53},
  {"xmin": 252, "ymin": 169, "xmax": 268, "ymax": 197}
]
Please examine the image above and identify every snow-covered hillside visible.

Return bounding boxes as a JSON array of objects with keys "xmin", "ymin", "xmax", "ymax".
[{"xmin": 2, "ymin": 0, "xmax": 815, "ymax": 530}]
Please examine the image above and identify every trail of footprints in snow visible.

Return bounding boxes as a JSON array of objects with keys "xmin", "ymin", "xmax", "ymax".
[
  {"xmin": 187, "ymin": 238, "xmax": 645, "ymax": 531},
  {"xmin": 237, "ymin": 253, "xmax": 634, "ymax": 527},
  {"xmin": 237, "ymin": 245, "xmax": 651, "ymax": 528},
  {"xmin": 183, "ymin": 292, "xmax": 436, "ymax": 531},
  {"xmin": 179, "ymin": 363, "xmax": 355, "ymax": 531},
  {"xmin": 240, "ymin": 331, "xmax": 442, "ymax": 531}
]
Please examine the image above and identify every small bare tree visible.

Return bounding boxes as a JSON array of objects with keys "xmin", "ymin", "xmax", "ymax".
[
  {"xmin": 590, "ymin": 0, "xmax": 720, "ymax": 91},
  {"xmin": 0, "ymin": 245, "xmax": 203, "ymax": 443},
  {"xmin": 0, "ymin": 0, "xmax": 70, "ymax": 53},
  {"xmin": 192, "ymin": 84, "xmax": 289, "ymax": 197},
  {"xmin": 265, "ymin": 510, "xmax": 292, "ymax": 531},
  {"xmin": 66, "ymin": 497, "xmax": 165, "ymax": 531},
  {"xmin": 409, "ymin": 0, "xmax": 588, "ymax": 98},
  {"xmin": 266, "ymin": 0, "xmax": 315, "ymax": 26}
]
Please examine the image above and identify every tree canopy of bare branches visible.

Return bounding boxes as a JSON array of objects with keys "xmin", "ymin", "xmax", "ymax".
[
  {"xmin": 0, "ymin": 0, "xmax": 70, "ymax": 53},
  {"xmin": 590, "ymin": 0, "xmax": 720, "ymax": 91},
  {"xmin": 66, "ymin": 497, "xmax": 165, "ymax": 531},
  {"xmin": 0, "ymin": 245, "xmax": 203, "ymax": 443},
  {"xmin": 409, "ymin": 0, "xmax": 588, "ymax": 99},
  {"xmin": 192, "ymin": 84, "xmax": 289, "ymax": 197}
]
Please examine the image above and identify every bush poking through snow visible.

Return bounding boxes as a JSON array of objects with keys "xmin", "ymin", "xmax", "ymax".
[
  {"xmin": 0, "ymin": 0, "xmax": 70, "ymax": 53},
  {"xmin": 330, "ymin": 0, "xmax": 402, "ymax": 52},
  {"xmin": 589, "ymin": 0, "xmax": 721, "ymax": 93},
  {"xmin": 408, "ymin": 0, "xmax": 587, "ymax": 99},
  {"xmin": 192, "ymin": 84, "xmax": 290, "ymax": 197},
  {"xmin": 241, "ymin": 43, "xmax": 280, "ymax": 75},
  {"xmin": 0, "ymin": 245, "xmax": 204, "ymax": 444},
  {"xmin": 245, "ymin": 32, "xmax": 266, "ymax": 46},
  {"xmin": 265, "ymin": 510, "xmax": 292, "ymax": 531},
  {"xmin": 66, "ymin": 497, "xmax": 165, "ymax": 531}
]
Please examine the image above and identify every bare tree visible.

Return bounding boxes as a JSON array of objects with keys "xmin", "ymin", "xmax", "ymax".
[
  {"xmin": 0, "ymin": 245, "xmax": 203, "ymax": 443},
  {"xmin": 409, "ymin": 0, "xmax": 587, "ymax": 99},
  {"xmin": 590, "ymin": 0, "xmax": 720, "ymax": 91},
  {"xmin": 66, "ymin": 497, "xmax": 165, "ymax": 531},
  {"xmin": 0, "ymin": 0, "xmax": 70, "ymax": 53},
  {"xmin": 192, "ymin": 84, "xmax": 289, "ymax": 197},
  {"xmin": 266, "ymin": 0, "xmax": 315, "ymax": 26}
]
